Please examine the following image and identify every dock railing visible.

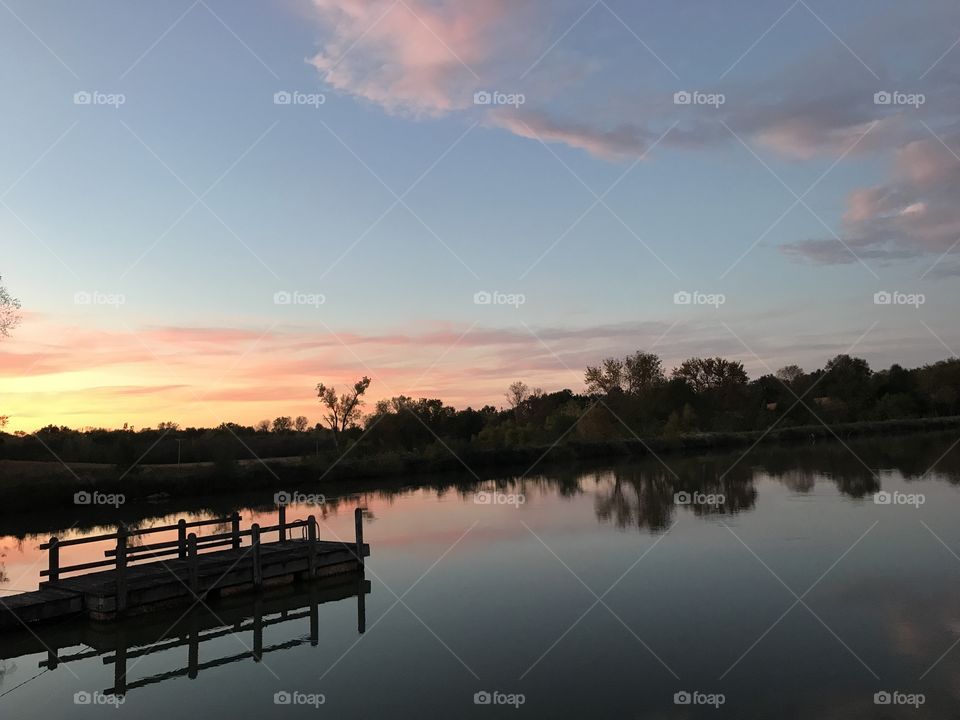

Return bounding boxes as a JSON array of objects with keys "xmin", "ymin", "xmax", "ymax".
[{"xmin": 38, "ymin": 507, "xmax": 366, "ymax": 613}]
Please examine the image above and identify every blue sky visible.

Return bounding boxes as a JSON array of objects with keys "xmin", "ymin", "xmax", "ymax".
[{"xmin": 1, "ymin": 0, "xmax": 959, "ymax": 430}]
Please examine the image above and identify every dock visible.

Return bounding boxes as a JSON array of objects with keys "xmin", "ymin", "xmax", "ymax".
[{"xmin": 0, "ymin": 506, "xmax": 369, "ymax": 630}]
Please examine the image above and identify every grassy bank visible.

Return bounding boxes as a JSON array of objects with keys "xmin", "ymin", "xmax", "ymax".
[{"xmin": 2, "ymin": 415, "xmax": 959, "ymax": 514}]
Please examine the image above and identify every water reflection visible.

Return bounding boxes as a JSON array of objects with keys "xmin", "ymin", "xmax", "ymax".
[{"xmin": 1, "ymin": 573, "xmax": 368, "ymax": 698}]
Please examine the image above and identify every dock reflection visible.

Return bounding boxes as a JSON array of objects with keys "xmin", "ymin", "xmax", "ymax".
[{"xmin": 1, "ymin": 572, "xmax": 368, "ymax": 697}]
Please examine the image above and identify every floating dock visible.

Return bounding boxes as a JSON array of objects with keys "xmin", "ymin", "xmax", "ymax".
[{"xmin": 0, "ymin": 507, "xmax": 369, "ymax": 630}]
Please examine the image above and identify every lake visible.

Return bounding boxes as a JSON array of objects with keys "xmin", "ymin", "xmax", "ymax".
[{"xmin": 2, "ymin": 432, "xmax": 960, "ymax": 718}]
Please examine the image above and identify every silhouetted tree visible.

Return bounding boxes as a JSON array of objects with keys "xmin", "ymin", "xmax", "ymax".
[
  {"xmin": 272, "ymin": 416, "xmax": 293, "ymax": 432},
  {"xmin": 506, "ymin": 381, "xmax": 530, "ymax": 409},
  {"xmin": 775, "ymin": 365, "xmax": 804, "ymax": 385},
  {"xmin": 623, "ymin": 351, "xmax": 665, "ymax": 393},
  {"xmin": 0, "ymin": 275, "xmax": 20, "ymax": 427},
  {"xmin": 0, "ymin": 275, "xmax": 20, "ymax": 338},
  {"xmin": 316, "ymin": 376, "xmax": 371, "ymax": 450},
  {"xmin": 294, "ymin": 415, "xmax": 310, "ymax": 432},
  {"xmin": 585, "ymin": 357, "xmax": 625, "ymax": 394}
]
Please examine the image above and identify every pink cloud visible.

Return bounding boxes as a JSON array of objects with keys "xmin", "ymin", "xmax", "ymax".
[
  {"xmin": 783, "ymin": 130, "xmax": 960, "ymax": 264},
  {"xmin": 308, "ymin": 0, "xmax": 522, "ymax": 116}
]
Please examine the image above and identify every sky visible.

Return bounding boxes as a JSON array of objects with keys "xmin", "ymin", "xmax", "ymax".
[{"xmin": 1, "ymin": 0, "xmax": 959, "ymax": 432}]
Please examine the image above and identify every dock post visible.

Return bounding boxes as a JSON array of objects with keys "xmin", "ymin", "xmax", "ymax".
[
  {"xmin": 354, "ymin": 507, "xmax": 364, "ymax": 569},
  {"xmin": 48, "ymin": 537, "xmax": 59, "ymax": 583},
  {"xmin": 278, "ymin": 504, "xmax": 286, "ymax": 542},
  {"xmin": 187, "ymin": 533, "xmax": 199, "ymax": 598},
  {"xmin": 231, "ymin": 512, "xmax": 241, "ymax": 550},
  {"xmin": 251, "ymin": 524, "xmax": 262, "ymax": 587},
  {"xmin": 307, "ymin": 515, "xmax": 317, "ymax": 578},
  {"xmin": 115, "ymin": 526, "xmax": 128, "ymax": 614},
  {"xmin": 177, "ymin": 519, "xmax": 187, "ymax": 560}
]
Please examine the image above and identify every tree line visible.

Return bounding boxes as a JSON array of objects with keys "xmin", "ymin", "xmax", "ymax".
[{"xmin": 5, "ymin": 349, "xmax": 960, "ymax": 467}]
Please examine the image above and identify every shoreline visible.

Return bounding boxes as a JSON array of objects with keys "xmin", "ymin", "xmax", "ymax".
[{"xmin": 2, "ymin": 415, "xmax": 958, "ymax": 518}]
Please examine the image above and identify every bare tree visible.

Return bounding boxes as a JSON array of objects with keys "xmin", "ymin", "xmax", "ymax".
[
  {"xmin": 505, "ymin": 381, "xmax": 530, "ymax": 409},
  {"xmin": 294, "ymin": 415, "xmax": 310, "ymax": 432},
  {"xmin": 316, "ymin": 376, "xmax": 371, "ymax": 450},
  {"xmin": 0, "ymin": 276, "xmax": 20, "ymax": 339},
  {"xmin": 0, "ymin": 276, "xmax": 19, "ymax": 427}
]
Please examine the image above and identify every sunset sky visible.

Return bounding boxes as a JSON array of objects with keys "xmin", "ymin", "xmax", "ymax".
[{"xmin": 2, "ymin": 0, "xmax": 959, "ymax": 432}]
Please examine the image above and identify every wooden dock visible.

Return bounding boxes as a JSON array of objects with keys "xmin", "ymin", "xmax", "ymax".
[{"xmin": 0, "ymin": 507, "xmax": 369, "ymax": 630}]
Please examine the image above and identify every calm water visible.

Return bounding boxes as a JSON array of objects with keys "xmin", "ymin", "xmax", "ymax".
[{"xmin": 2, "ymin": 434, "xmax": 960, "ymax": 718}]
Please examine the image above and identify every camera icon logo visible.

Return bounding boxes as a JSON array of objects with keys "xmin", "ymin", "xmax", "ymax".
[
  {"xmin": 74, "ymin": 490, "xmax": 92, "ymax": 505},
  {"xmin": 274, "ymin": 491, "xmax": 292, "ymax": 506},
  {"xmin": 273, "ymin": 291, "xmax": 292, "ymax": 305},
  {"xmin": 673, "ymin": 291, "xmax": 692, "ymax": 305},
  {"xmin": 874, "ymin": 691, "xmax": 891, "ymax": 705},
  {"xmin": 874, "ymin": 91, "xmax": 892, "ymax": 105},
  {"xmin": 674, "ymin": 491, "xmax": 691, "ymax": 505},
  {"xmin": 274, "ymin": 91, "xmax": 292, "ymax": 105},
  {"xmin": 473, "ymin": 291, "xmax": 492, "ymax": 305},
  {"xmin": 873, "ymin": 491, "xmax": 892, "ymax": 505},
  {"xmin": 674, "ymin": 691, "xmax": 692, "ymax": 705},
  {"xmin": 274, "ymin": 691, "xmax": 292, "ymax": 705},
  {"xmin": 873, "ymin": 290, "xmax": 892, "ymax": 305},
  {"xmin": 74, "ymin": 691, "xmax": 92, "ymax": 705},
  {"xmin": 474, "ymin": 691, "xmax": 492, "ymax": 705},
  {"xmin": 673, "ymin": 91, "xmax": 692, "ymax": 105},
  {"xmin": 74, "ymin": 91, "xmax": 92, "ymax": 105},
  {"xmin": 473, "ymin": 91, "xmax": 492, "ymax": 105}
]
